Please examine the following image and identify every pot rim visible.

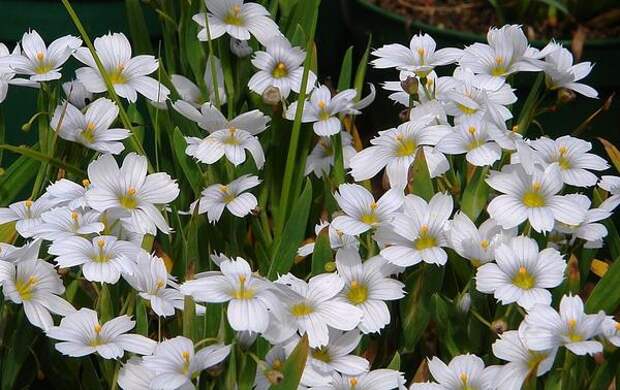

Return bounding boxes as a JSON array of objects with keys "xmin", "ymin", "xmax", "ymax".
[{"xmin": 356, "ymin": 0, "xmax": 620, "ymax": 48}]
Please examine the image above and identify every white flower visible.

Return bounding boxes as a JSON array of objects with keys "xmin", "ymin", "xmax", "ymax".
[
  {"xmin": 312, "ymin": 369, "xmax": 404, "ymax": 390},
  {"xmin": 527, "ymin": 135, "xmax": 609, "ymax": 187},
  {"xmin": 174, "ymin": 102, "xmax": 269, "ymax": 169},
  {"xmin": 118, "ymin": 358, "xmax": 157, "ymax": 390},
  {"xmin": 170, "ymin": 55, "xmax": 226, "ymax": 107},
  {"xmin": 48, "ymin": 235, "xmax": 139, "ymax": 284},
  {"xmin": 540, "ymin": 42, "xmax": 598, "ymax": 98},
  {"xmin": 349, "ymin": 116, "xmax": 450, "ymax": 187},
  {"xmin": 371, "ymin": 33, "xmax": 462, "ymax": 76},
  {"xmin": 486, "ymin": 163, "xmax": 586, "ymax": 233},
  {"xmin": 436, "ymin": 115, "xmax": 505, "ymax": 166},
  {"xmin": 85, "ymin": 153, "xmax": 180, "ymax": 235},
  {"xmin": 410, "ymin": 354, "xmax": 496, "ymax": 390},
  {"xmin": 600, "ymin": 317, "xmax": 620, "ymax": 347},
  {"xmin": 45, "ymin": 178, "xmax": 90, "ymax": 210},
  {"xmin": 443, "ymin": 67, "xmax": 517, "ymax": 128},
  {"xmin": 383, "ymin": 71, "xmax": 454, "ymax": 108},
  {"xmin": 190, "ymin": 174, "xmax": 260, "ymax": 223},
  {"xmin": 553, "ymin": 194, "xmax": 610, "ymax": 248},
  {"xmin": 74, "ymin": 32, "xmax": 170, "ymax": 103},
  {"xmin": 254, "ymin": 346, "xmax": 288, "ymax": 390},
  {"xmin": 248, "ymin": 37, "xmax": 317, "ymax": 98},
  {"xmin": 475, "ymin": 236, "xmax": 566, "ymax": 309},
  {"xmin": 0, "ymin": 30, "xmax": 81, "ymax": 81},
  {"xmin": 50, "ymin": 98, "xmax": 130, "ymax": 154},
  {"xmin": 0, "ymin": 258, "xmax": 75, "ymax": 330},
  {"xmin": 491, "ymin": 326, "xmax": 558, "ymax": 390},
  {"xmin": 305, "ymin": 133, "xmax": 357, "ymax": 178},
  {"xmin": 0, "ymin": 196, "xmax": 58, "ymax": 238},
  {"xmin": 296, "ymin": 329, "xmax": 369, "ymax": 378},
  {"xmin": 33, "ymin": 207, "xmax": 104, "ymax": 241},
  {"xmin": 520, "ymin": 294, "xmax": 606, "ymax": 355},
  {"xmin": 448, "ymin": 213, "xmax": 515, "ymax": 267},
  {"xmin": 193, "ymin": 0, "xmax": 281, "ymax": 46},
  {"xmin": 273, "ymin": 272, "xmax": 363, "ymax": 347},
  {"xmin": 285, "ymin": 85, "xmax": 356, "ymax": 136},
  {"xmin": 333, "ymin": 249, "xmax": 404, "ymax": 333},
  {"xmin": 124, "ymin": 251, "xmax": 185, "ymax": 317},
  {"xmin": 62, "ymin": 79, "xmax": 93, "ymax": 108},
  {"xmin": 181, "ymin": 256, "xmax": 278, "ymax": 333},
  {"xmin": 47, "ymin": 308, "xmax": 156, "ymax": 358},
  {"xmin": 0, "ymin": 239, "xmax": 42, "ymax": 263},
  {"xmin": 142, "ymin": 336, "xmax": 230, "ymax": 389},
  {"xmin": 599, "ymin": 175, "xmax": 620, "ymax": 212},
  {"xmin": 459, "ymin": 25, "xmax": 542, "ymax": 79},
  {"xmin": 297, "ymin": 221, "xmax": 360, "ymax": 258},
  {"xmin": 379, "ymin": 193, "xmax": 453, "ymax": 267},
  {"xmin": 331, "ymin": 184, "xmax": 403, "ymax": 236}
]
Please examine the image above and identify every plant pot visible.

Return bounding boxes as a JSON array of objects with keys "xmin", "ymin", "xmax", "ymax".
[{"xmin": 342, "ymin": 0, "xmax": 620, "ymax": 89}]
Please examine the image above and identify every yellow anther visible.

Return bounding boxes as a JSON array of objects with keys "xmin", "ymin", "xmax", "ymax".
[
  {"xmin": 370, "ymin": 201, "xmax": 378, "ymax": 210},
  {"xmin": 531, "ymin": 182, "xmax": 542, "ymax": 192},
  {"xmin": 155, "ymin": 279, "xmax": 165, "ymax": 289},
  {"xmin": 36, "ymin": 52, "xmax": 45, "ymax": 61},
  {"xmin": 350, "ymin": 378, "xmax": 359, "ymax": 386},
  {"xmin": 495, "ymin": 56, "xmax": 504, "ymax": 65},
  {"xmin": 231, "ymin": 4, "xmax": 241, "ymax": 13},
  {"xmin": 480, "ymin": 239, "xmax": 490, "ymax": 249},
  {"xmin": 82, "ymin": 179, "xmax": 91, "ymax": 187},
  {"xmin": 272, "ymin": 358, "xmax": 283, "ymax": 370},
  {"xmin": 518, "ymin": 266, "xmax": 527, "ymax": 274},
  {"xmin": 94, "ymin": 323, "xmax": 102, "ymax": 334},
  {"xmin": 239, "ymin": 275, "xmax": 247, "ymax": 285},
  {"xmin": 318, "ymin": 100, "xmax": 326, "ymax": 110},
  {"xmin": 276, "ymin": 63, "xmax": 286, "ymax": 71},
  {"xmin": 615, "ymin": 322, "xmax": 620, "ymax": 331},
  {"xmin": 567, "ymin": 319, "xmax": 577, "ymax": 329},
  {"xmin": 182, "ymin": 351, "xmax": 191, "ymax": 363},
  {"xmin": 417, "ymin": 48, "xmax": 425, "ymax": 57},
  {"xmin": 25, "ymin": 200, "xmax": 33, "ymax": 208},
  {"xmin": 559, "ymin": 146, "xmax": 568, "ymax": 156},
  {"xmin": 86, "ymin": 122, "xmax": 96, "ymax": 131},
  {"xmin": 350, "ymin": 280, "xmax": 360, "ymax": 288},
  {"xmin": 71, "ymin": 211, "xmax": 79, "ymax": 221},
  {"xmin": 272, "ymin": 62, "xmax": 288, "ymax": 78},
  {"xmin": 419, "ymin": 224, "xmax": 429, "ymax": 234},
  {"xmin": 97, "ymin": 239, "xmax": 106, "ymax": 248},
  {"xmin": 127, "ymin": 187, "xmax": 137, "ymax": 196},
  {"xmin": 468, "ymin": 126, "xmax": 477, "ymax": 135},
  {"xmin": 460, "ymin": 372, "xmax": 468, "ymax": 384}
]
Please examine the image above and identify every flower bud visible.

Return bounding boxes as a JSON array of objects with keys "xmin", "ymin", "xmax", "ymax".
[
  {"xmin": 401, "ymin": 76, "xmax": 418, "ymax": 95},
  {"xmin": 491, "ymin": 319, "xmax": 508, "ymax": 335},
  {"xmin": 399, "ymin": 108, "xmax": 410, "ymax": 123},
  {"xmin": 265, "ymin": 369, "xmax": 284, "ymax": 384},
  {"xmin": 230, "ymin": 38, "xmax": 253, "ymax": 58},
  {"xmin": 557, "ymin": 88, "xmax": 576, "ymax": 104},
  {"xmin": 262, "ymin": 86, "xmax": 282, "ymax": 106},
  {"xmin": 456, "ymin": 293, "xmax": 471, "ymax": 314}
]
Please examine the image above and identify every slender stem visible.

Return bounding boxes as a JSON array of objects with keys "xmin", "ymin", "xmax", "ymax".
[
  {"xmin": 202, "ymin": 6, "xmax": 222, "ymax": 109},
  {"xmin": 470, "ymin": 308, "xmax": 492, "ymax": 328},
  {"xmin": 561, "ymin": 350, "xmax": 575, "ymax": 388}
]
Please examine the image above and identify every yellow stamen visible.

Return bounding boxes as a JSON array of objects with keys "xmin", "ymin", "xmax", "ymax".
[
  {"xmin": 82, "ymin": 179, "xmax": 91, "ymax": 188},
  {"xmin": 15, "ymin": 276, "xmax": 38, "ymax": 301},
  {"xmin": 25, "ymin": 200, "xmax": 33, "ymax": 208},
  {"xmin": 567, "ymin": 319, "xmax": 583, "ymax": 342},
  {"xmin": 512, "ymin": 266, "xmax": 535, "ymax": 289},
  {"xmin": 36, "ymin": 52, "xmax": 45, "ymax": 61},
  {"xmin": 94, "ymin": 323, "xmax": 102, "ymax": 334},
  {"xmin": 109, "ymin": 64, "xmax": 127, "ymax": 84},
  {"xmin": 233, "ymin": 274, "xmax": 255, "ymax": 300},
  {"xmin": 272, "ymin": 359, "xmax": 283, "ymax": 370},
  {"xmin": 522, "ymin": 182, "xmax": 545, "ymax": 208},
  {"xmin": 119, "ymin": 187, "xmax": 138, "ymax": 209},
  {"xmin": 311, "ymin": 347, "xmax": 331, "ymax": 363},
  {"xmin": 558, "ymin": 146, "xmax": 571, "ymax": 170},
  {"xmin": 614, "ymin": 322, "xmax": 620, "ymax": 331},
  {"xmin": 290, "ymin": 302, "xmax": 314, "ymax": 317},
  {"xmin": 394, "ymin": 134, "xmax": 416, "ymax": 157},
  {"xmin": 480, "ymin": 239, "xmax": 490, "ymax": 249},
  {"xmin": 223, "ymin": 127, "xmax": 240, "ymax": 145},
  {"xmin": 457, "ymin": 104, "xmax": 477, "ymax": 115},
  {"xmin": 71, "ymin": 211, "xmax": 79, "ymax": 221},
  {"xmin": 181, "ymin": 351, "xmax": 191, "ymax": 374},
  {"xmin": 347, "ymin": 280, "xmax": 368, "ymax": 305},
  {"xmin": 415, "ymin": 225, "xmax": 437, "ymax": 250},
  {"xmin": 417, "ymin": 47, "xmax": 426, "ymax": 64},
  {"xmin": 272, "ymin": 62, "xmax": 288, "ymax": 78},
  {"xmin": 224, "ymin": 4, "xmax": 243, "ymax": 25},
  {"xmin": 350, "ymin": 378, "xmax": 359, "ymax": 387}
]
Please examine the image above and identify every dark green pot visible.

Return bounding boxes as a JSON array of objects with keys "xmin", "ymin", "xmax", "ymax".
[{"xmin": 342, "ymin": 0, "xmax": 620, "ymax": 88}]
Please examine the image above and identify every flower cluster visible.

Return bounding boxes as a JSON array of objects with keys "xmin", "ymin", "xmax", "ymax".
[{"xmin": 0, "ymin": 1, "xmax": 619, "ymax": 389}]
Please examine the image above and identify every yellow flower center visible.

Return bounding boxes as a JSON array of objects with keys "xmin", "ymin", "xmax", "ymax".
[
  {"xmin": 346, "ymin": 280, "xmax": 368, "ymax": 305},
  {"xmin": 480, "ymin": 239, "xmax": 490, "ymax": 249},
  {"xmin": 311, "ymin": 347, "xmax": 331, "ymax": 363},
  {"xmin": 417, "ymin": 47, "xmax": 426, "ymax": 64},
  {"xmin": 491, "ymin": 57, "xmax": 507, "ymax": 77},
  {"xmin": 272, "ymin": 62, "xmax": 288, "ymax": 78},
  {"xmin": 318, "ymin": 100, "xmax": 331, "ymax": 121},
  {"xmin": 567, "ymin": 319, "xmax": 583, "ymax": 342},
  {"xmin": 458, "ymin": 104, "xmax": 477, "ymax": 115},
  {"xmin": 271, "ymin": 359, "xmax": 283, "ymax": 370},
  {"xmin": 394, "ymin": 135, "xmax": 416, "ymax": 157},
  {"xmin": 181, "ymin": 350, "xmax": 191, "ymax": 374},
  {"xmin": 92, "ymin": 239, "xmax": 110, "ymax": 263},
  {"xmin": 219, "ymin": 185, "xmax": 236, "ymax": 204},
  {"xmin": 415, "ymin": 225, "xmax": 437, "ymax": 250},
  {"xmin": 360, "ymin": 202, "xmax": 379, "ymax": 225},
  {"xmin": 512, "ymin": 265, "xmax": 535, "ymax": 289},
  {"xmin": 33, "ymin": 52, "xmax": 54, "ymax": 74},
  {"xmin": 223, "ymin": 127, "xmax": 240, "ymax": 145},
  {"xmin": 557, "ymin": 146, "xmax": 571, "ymax": 170},
  {"xmin": 119, "ymin": 187, "xmax": 138, "ymax": 209},
  {"xmin": 15, "ymin": 276, "xmax": 38, "ymax": 301},
  {"xmin": 223, "ymin": 4, "xmax": 243, "ymax": 25},
  {"xmin": 232, "ymin": 275, "xmax": 255, "ymax": 300},
  {"xmin": 350, "ymin": 378, "xmax": 359, "ymax": 388},
  {"xmin": 82, "ymin": 179, "xmax": 91, "ymax": 188},
  {"xmin": 522, "ymin": 182, "xmax": 545, "ymax": 208},
  {"xmin": 290, "ymin": 302, "xmax": 314, "ymax": 317},
  {"xmin": 527, "ymin": 351, "xmax": 548, "ymax": 370},
  {"xmin": 109, "ymin": 64, "xmax": 127, "ymax": 84},
  {"xmin": 89, "ymin": 323, "xmax": 103, "ymax": 346},
  {"xmin": 81, "ymin": 121, "xmax": 97, "ymax": 143}
]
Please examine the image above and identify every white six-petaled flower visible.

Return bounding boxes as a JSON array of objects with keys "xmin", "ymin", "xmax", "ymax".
[
  {"xmin": 74, "ymin": 32, "xmax": 170, "ymax": 103},
  {"xmin": 47, "ymin": 308, "xmax": 156, "ymax": 359},
  {"xmin": 540, "ymin": 42, "xmax": 598, "ymax": 98},
  {"xmin": 190, "ymin": 174, "xmax": 260, "ymax": 223},
  {"xmin": 33, "ymin": 207, "xmax": 104, "ymax": 241},
  {"xmin": 475, "ymin": 236, "xmax": 566, "ymax": 309},
  {"xmin": 409, "ymin": 354, "xmax": 496, "ymax": 390}
]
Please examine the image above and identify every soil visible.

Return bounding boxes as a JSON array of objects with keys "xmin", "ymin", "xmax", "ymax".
[{"xmin": 366, "ymin": 0, "xmax": 620, "ymax": 41}]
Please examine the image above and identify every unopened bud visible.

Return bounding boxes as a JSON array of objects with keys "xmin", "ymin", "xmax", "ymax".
[
  {"xmin": 491, "ymin": 319, "xmax": 508, "ymax": 335},
  {"xmin": 324, "ymin": 261, "xmax": 336, "ymax": 272},
  {"xmin": 399, "ymin": 108, "xmax": 410, "ymax": 123},
  {"xmin": 401, "ymin": 76, "xmax": 419, "ymax": 95},
  {"xmin": 558, "ymin": 88, "xmax": 576, "ymax": 104},
  {"xmin": 594, "ymin": 351, "xmax": 605, "ymax": 365},
  {"xmin": 567, "ymin": 254, "xmax": 580, "ymax": 293},
  {"xmin": 262, "ymin": 86, "xmax": 282, "ymax": 106},
  {"xmin": 456, "ymin": 293, "xmax": 471, "ymax": 314},
  {"xmin": 265, "ymin": 369, "xmax": 284, "ymax": 384}
]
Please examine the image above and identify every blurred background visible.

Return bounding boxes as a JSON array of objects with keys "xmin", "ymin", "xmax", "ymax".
[{"xmin": 1, "ymin": 0, "xmax": 619, "ymax": 152}]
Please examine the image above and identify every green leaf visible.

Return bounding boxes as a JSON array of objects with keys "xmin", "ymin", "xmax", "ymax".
[
  {"xmin": 98, "ymin": 284, "xmax": 114, "ymax": 323},
  {"xmin": 410, "ymin": 149, "xmax": 434, "ymax": 201},
  {"xmin": 0, "ymin": 144, "xmax": 84, "ymax": 177},
  {"xmin": 310, "ymin": 228, "xmax": 333, "ymax": 276},
  {"xmin": 125, "ymin": 0, "xmax": 154, "ymax": 54},
  {"xmin": 268, "ymin": 179, "xmax": 313, "ymax": 279},
  {"xmin": 431, "ymin": 294, "xmax": 460, "ymax": 358},
  {"xmin": 270, "ymin": 334, "xmax": 309, "ymax": 390},
  {"xmin": 534, "ymin": 0, "xmax": 569, "ymax": 14},
  {"xmin": 337, "ymin": 47, "xmax": 354, "ymax": 91},
  {"xmin": 353, "ymin": 35, "xmax": 372, "ymax": 101},
  {"xmin": 516, "ymin": 72, "xmax": 543, "ymax": 136},
  {"xmin": 0, "ymin": 222, "xmax": 16, "ymax": 243},
  {"xmin": 285, "ymin": 0, "xmax": 320, "ymax": 39},
  {"xmin": 586, "ymin": 256, "xmax": 620, "ymax": 313},
  {"xmin": 387, "ymin": 352, "xmax": 400, "ymax": 371},
  {"xmin": 0, "ymin": 155, "xmax": 38, "ymax": 206},
  {"xmin": 400, "ymin": 264, "xmax": 444, "ymax": 352},
  {"xmin": 460, "ymin": 166, "xmax": 490, "ymax": 221},
  {"xmin": 135, "ymin": 298, "xmax": 149, "ymax": 336},
  {"xmin": 172, "ymin": 127, "xmax": 202, "ymax": 195}
]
